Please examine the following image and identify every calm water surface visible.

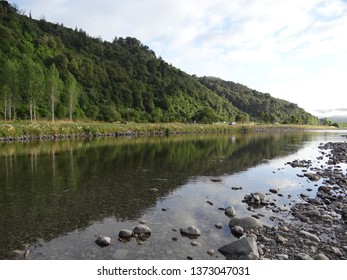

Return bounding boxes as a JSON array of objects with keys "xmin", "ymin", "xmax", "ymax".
[{"xmin": 0, "ymin": 130, "xmax": 346, "ymax": 259}]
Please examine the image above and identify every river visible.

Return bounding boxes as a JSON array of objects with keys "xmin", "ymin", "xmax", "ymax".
[{"xmin": 0, "ymin": 130, "xmax": 346, "ymax": 259}]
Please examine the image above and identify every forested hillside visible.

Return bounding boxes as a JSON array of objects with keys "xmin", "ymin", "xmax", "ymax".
[
  {"xmin": 199, "ymin": 77, "xmax": 319, "ymax": 125},
  {"xmin": 0, "ymin": 1, "xmax": 318, "ymax": 125}
]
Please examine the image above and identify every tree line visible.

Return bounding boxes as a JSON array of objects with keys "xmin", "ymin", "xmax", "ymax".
[{"xmin": 0, "ymin": 1, "xmax": 319, "ymax": 125}]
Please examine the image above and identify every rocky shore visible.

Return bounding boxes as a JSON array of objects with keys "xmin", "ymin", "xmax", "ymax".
[{"xmin": 217, "ymin": 140, "xmax": 347, "ymax": 260}]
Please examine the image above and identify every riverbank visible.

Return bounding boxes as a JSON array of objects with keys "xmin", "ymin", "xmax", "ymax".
[
  {"xmin": 0, "ymin": 121, "xmax": 333, "ymax": 141},
  {"xmin": 218, "ymin": 139, "xmax": 347, "ymax": 260}
]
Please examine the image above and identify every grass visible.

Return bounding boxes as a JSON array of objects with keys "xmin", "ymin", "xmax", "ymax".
[{"xmin": 0, "ymin": 120, "xmax": 334, "ymax": 140}]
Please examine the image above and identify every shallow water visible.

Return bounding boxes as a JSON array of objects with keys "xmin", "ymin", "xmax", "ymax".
[{"xmin": 0, "ymin": 130, "xmax": 346, "ymax": 259}]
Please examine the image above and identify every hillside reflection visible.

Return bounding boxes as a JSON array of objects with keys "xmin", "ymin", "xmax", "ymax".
[{"xmin": 0, "ymin": 132, "xmax": 312, "ymax": 259}]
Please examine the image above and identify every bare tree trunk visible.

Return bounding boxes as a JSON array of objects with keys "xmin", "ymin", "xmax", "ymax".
[
  {"xmin": 29, "ymin": 100, "xmax": 33, "ymax": 123},
  {"xmin": 33, "ymin": 100, "xmax": 37, "ymax": 122},
  {"xmin": 51, "ymin": 93, "xmax": 55, "ymax": 122},
  {"xmin": 8, "ymin": 97, "xmax": 12, "ymax": 121},
  {"xmin": 69, "ymin": 93, "xmax": 73, "ymax": 121}
]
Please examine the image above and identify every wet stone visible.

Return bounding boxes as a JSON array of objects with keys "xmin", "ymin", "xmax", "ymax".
[
  {"xmin": 313, "ymin": 253, "xmax": 329, "ymax": 260},
  {"xmin": 230, "ymin": 226, "xmax": 244, "ymax": 237},
  {"xmin": 218, "ymin": 237, "xmax": 259, "ymax": 259},
  {"xmin": 215, "ymin": 223, "xmax": 223, "ymax": 229},
  {"xmin": 229, "ymin": 216, "xmax": 262, "ymax": 232},
  {"xmin": 180, "ymin": 226, "xmax": 201, "ymax": 236},
  {"xmin": 118, "ymin": 229, "xmax": 134, "ymax": 239},
  {"xmin": 225, "ymin": 206, "xmax": 237, "ymax": 218},
  {"xmin": 95, "ymin": 236, "xmax": 111, "ymax": 247}
]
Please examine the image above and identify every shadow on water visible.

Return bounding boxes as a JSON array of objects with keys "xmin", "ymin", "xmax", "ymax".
[{"xmin": 0, "ymin": 132, "xmax": 313, "ymax": 259}]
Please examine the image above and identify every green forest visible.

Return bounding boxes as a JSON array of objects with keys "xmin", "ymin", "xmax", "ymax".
[{"xmin": 0, "ymin": 1, "xmax": 319, "ymax": 125}]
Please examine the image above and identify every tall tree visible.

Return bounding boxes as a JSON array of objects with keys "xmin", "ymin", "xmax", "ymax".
[
  {"xmin": 0, "ymin": 59, "xmax": 19, "ymax": 121},
  {"xmin": 20, "ymin": 58, "xmax": 44, "ymax": 122},
  {"xmin": 45, "ymin": 63, "xmax": 62, "ymax": 122},
  {"xmin": 65, "ymin": 72, "xmax": 79, "ymax": 121}
]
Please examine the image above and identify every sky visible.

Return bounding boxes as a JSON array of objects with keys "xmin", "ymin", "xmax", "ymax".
[{"xmin": 10, "ymin": 0, "xmax": 347, "ymax": 116}]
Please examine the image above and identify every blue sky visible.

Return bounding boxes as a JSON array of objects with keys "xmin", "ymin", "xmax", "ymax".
[{"xmin": 10, "ymin": 0, "xmax": 347, "ymax": 115}]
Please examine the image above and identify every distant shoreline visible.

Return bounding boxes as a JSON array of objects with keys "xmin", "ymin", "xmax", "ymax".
[{"xmin": 0, "ymin": 121, "xmax": 335, "ymax": 142}]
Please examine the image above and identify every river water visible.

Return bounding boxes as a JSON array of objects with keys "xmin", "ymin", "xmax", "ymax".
[{"xmin": 0, "ymin": 130, "xmax": 346, "ymax": 259}]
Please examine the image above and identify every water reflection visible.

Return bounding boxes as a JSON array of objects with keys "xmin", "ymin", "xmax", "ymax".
[{"xmin": 0, "ymin": 132, "xmax": 319, "ymax": 259}]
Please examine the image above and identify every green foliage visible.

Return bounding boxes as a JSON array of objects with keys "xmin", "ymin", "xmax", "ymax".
[
  {"xmin": 199, "ymin": 77, "xmax": 319, "ymax": 125},
  {"xmin": 0, "ymin": 2, "xmax": 318, "ymax": 124}
]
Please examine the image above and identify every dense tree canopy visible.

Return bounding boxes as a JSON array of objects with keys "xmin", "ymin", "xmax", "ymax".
[
  {"xmin": 199, "ymin": 77, "xmax": 319, "ymax": 125},
  {"xmin": 0, "ymin": 1, "xmax": 318, "ymax": 125}
]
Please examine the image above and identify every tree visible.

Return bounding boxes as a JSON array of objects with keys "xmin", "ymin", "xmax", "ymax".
[
  {"xmin": 45, "ymin": 63, "xmax": 62, "ymax": 122},
  {"xmin": 65, "ymin": 72, "xmax": 80, "ymax": 121},
  {"xmin": 193, "ymin": 107, "xmax": 218, "ymax": 124},
  {"xmin": 20, "ymin": 58, "xmax": 44, "ymax": 122},
  {"xmin": 0, "ymin": 59, "xmax": 19, "ymax": 121}
]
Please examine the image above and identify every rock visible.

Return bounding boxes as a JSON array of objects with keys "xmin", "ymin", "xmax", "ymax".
[
  {"xmin": 218, "ymin": 237, "xmax": 259, "ymax": 259},
  {"xmin": 313, "ymin": 253, "xmax": 329, "ymax": 260},
  {"xmin": 299, "ymin": 230, "xmax": 320, "ymax": 243},
  {"xmin": 243, "ymin": 192, "xmax": 269, "ymax": 206},
  {"xmin": 229, "ymin": 216, "xmax": 262, "ymax": 231},
  {"xmin": 215, "ymin": 223, "xmax": 223, "ymax": 229},
  {"xmin": 239, "ymin": 252, "xmax": 259, "ymax": 260},
  {"xmin": 269, "ymin": 188, "xmax": 278, "ymax": 194},
  {"xmin": 207, "ymin": 249, "xmax": 215, "ymax": 256},
  {"xmin": 95, "ymin": 236, "xmax": 111, "ymax": 247},
  {"xmin": 112, "ymin": 249, "xmax": 129, "ymax": 260},
  {"xmin": 275, "ymin": 254, "xmax": 289, "ymax": 260},
  {"xmin": 230, "ymin": 226, "xmax": 244, "ymax": 237},
  {"xmin": 211, "ymin": 178, "xmax": 222, "ymax": 182},
  {"xmin": 225, "ymin": 206, "xmax": 237, "ymax": 217},
  {"xmin": 304, "ymin": 173, "xmax": 320, "ymax": 181},
  {"xmin": 191, "ymin": 241, "xmax": 201, "ymax": 246},
  {"xmin": 206, "ymin": 201, "xmax": 214, "ymax": 205},
  {"xmin": 118, "ymin": 229, "xmax": 134, "ymax": 239},
  {"xmin": 300, "ymin": 192, "xmax": 310, "ymax": 198},
  {"xmin": 295, "ymin": 253, "xmax": 313, "ymax": 260},
  {"xmin": 305, "ymin": 210, "xmax": 321, "ymax": 217},
  {"xmin": 180, "ymin": 226, "xmax": 201, "ymax": 236},
  {"xmin": 275, "ymin": 234, "xmax": 286, "ymax": 244},
  {"xmin": 133, "ymin": 224, "xmax": 152, "ymax": 235},
  {"xmin": 331, "ymin": 246, "xmax": 342, "ymax": 256}
]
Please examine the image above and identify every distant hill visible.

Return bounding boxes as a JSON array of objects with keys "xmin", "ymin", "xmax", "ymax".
[
  {"xmin": 199, "ymin": 76, "xmax": 318, "ymax": 124},
  {"xmin": 315, "ymin": 109, "xmax": 347, "ymax": 123},
  {"xmin": 0, "ymin": 1, "xmax": 318, "ymax": 125}
]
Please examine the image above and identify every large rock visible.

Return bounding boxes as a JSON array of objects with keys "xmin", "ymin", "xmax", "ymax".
[
  {"xmin": 219, "ymin": 237, "xmax": 259, "ymax": 259},
  {"xmin": 229, "ymin": 216, "xmax": 262, "ymax": 232}
]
